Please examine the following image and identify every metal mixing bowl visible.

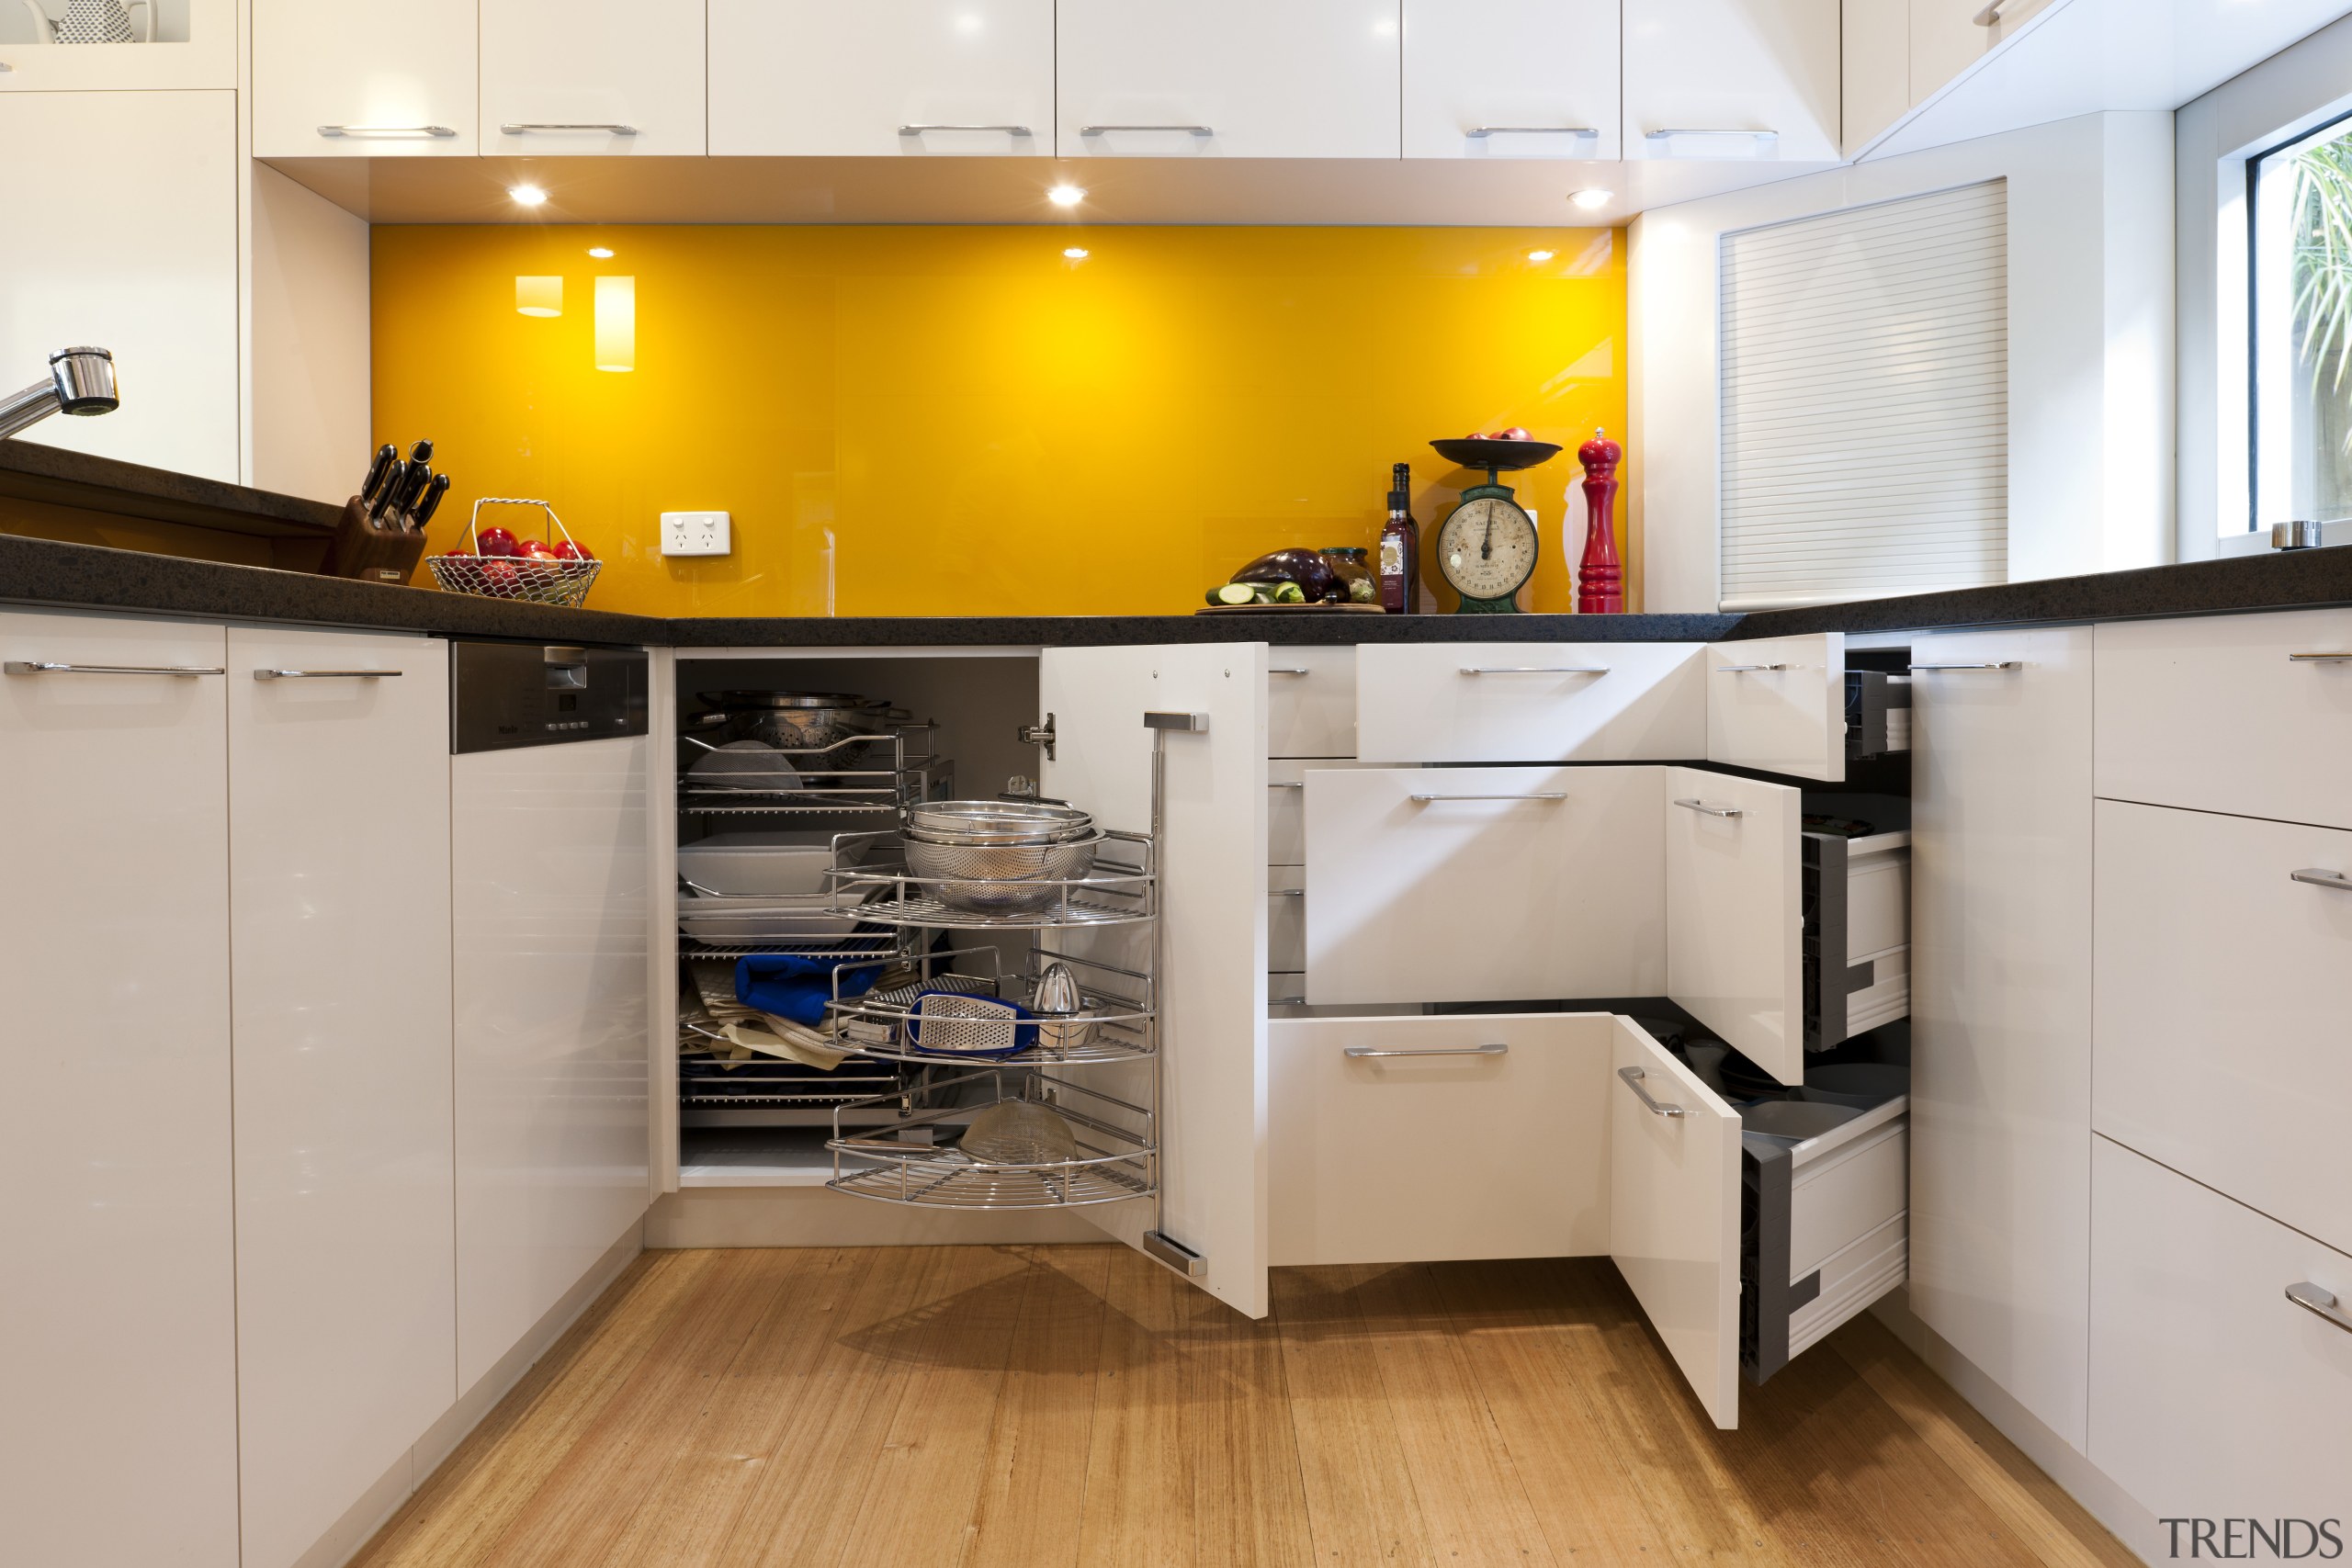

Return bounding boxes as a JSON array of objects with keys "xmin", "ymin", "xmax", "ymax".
[
  {"xmin": 902, "ymin": 833, "xmax": 1101, "ymax": 914},
  {"xmin": 904, "ymin": 799, "xmax": 1093, "ymax": 845}
]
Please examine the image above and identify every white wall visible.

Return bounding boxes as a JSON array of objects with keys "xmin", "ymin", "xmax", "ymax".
[
  {"xmin": 244, "ymin": 164, "xmax": 370, "ymax": 502},
  {"xmin": 1631, "ymin": 111, "xmax": 2176, "ymax": 613}
]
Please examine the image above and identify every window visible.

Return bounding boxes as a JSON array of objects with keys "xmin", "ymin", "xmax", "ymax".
[{"xmin": 2251, "ymin": 112, "xmax": 2352, "ymax": 533}]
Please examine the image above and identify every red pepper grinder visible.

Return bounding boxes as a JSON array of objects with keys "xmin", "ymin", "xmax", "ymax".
[{"xmin": 1577, "ymin": 426, "xmax": 1625, "ymax": 615}]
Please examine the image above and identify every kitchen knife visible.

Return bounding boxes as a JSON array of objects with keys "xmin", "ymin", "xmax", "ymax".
[
  {"xmin": 383, "ymin": 460, "xmax": 433, "ymax": 525},
  {"xmin": 368, "ymin": 459, "xmax": 411, "ymax": 522},
  {"xmin": 359, "ymin": 443, "xmax": 398, "ymax": 506},
  {"xmin": 411, "ymin": 472, "xmax": 452, "ymax": 531},
  {"xmin": 408, "ymin": 437, "xmax": 435, "ymax": 467}
]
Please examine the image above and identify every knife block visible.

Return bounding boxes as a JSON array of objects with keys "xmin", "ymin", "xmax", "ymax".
[{"xmin": 318, "ymin": 496, "xmax": 427, "ymax": 585}]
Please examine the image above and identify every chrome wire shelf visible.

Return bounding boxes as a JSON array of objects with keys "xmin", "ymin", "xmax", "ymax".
[
  {"xmin": 830, "ymin": 1158, "xmax": 1150, "ymax": 1209},
  {"xmin": 826, "ymin": 1067, "xmax": 1155, "ymax": 1212},
  {"xmin": 825, "ymin": 946, "xmax": 1155, "ymax": 1066},
  {"xmin": 678, "ymin": 725, "xmax": 952, "ymax": 817}
]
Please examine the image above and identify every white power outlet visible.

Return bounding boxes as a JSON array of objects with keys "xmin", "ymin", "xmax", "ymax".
[{"xmin": 660, "ymin": 510, "xmax": 731, "ymax": 557}]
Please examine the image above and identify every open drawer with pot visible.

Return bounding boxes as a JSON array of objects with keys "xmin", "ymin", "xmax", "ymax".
[
  {"xmin": 1300, "ymin": 764, "xmax": 1909, "ymax": 1086},
  {"xmin": 1265, "ymin": 1011, "xmax": 1909, "ymax": 1428}
]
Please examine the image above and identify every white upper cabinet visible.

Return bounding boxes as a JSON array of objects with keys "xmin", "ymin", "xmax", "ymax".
[
  {"xmin": 1402, "ymin": 0, "xmax": 1620, "ymax": 161},
  {"xmin": 0, "ymin": 0, "xmax": 233, "ymax": 90},
  {"xmin": 1907, "ymin": 0, "xmax": 1994, "ymax": 107},
  {"xmin": 1057, "ymin": 0, "xmax": 1401, "ymax": 159},
  {"xmin": 711, "ymin": 0, "xmax": 1051, "ymax": 156},
  {"xmin": 1842, "ymin": 0, "xmax": 1909, "ymax": 152},
  {"xmin": 253, "ymin": 0, "xmax": 477, "ymax": 157},
  {"xmin": 484, "ymin": 0, "xmax": 706, "ymax": 155},
  {"xmin": 1623, "ymin": 0, "xmax": 1840, "ymax": 164}
]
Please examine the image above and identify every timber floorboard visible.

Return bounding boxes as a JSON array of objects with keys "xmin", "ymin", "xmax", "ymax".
[{"xmin": 348, "ymin": 1248, "xmax": 2134, "ymax": 1568}]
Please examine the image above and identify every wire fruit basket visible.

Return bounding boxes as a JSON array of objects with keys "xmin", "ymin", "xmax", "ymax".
[{"xmin": 426, "ymin": 498, "xmax": 602, "ymax": 607}]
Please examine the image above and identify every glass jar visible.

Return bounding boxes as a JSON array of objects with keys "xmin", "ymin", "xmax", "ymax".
[{"xmin": 1320, "ymin": 547, "xmax": 1379, "ymax": 604}]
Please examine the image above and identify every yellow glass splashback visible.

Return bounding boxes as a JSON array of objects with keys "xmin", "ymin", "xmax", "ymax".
[{"xmin": 370, "ymin": 224, "xmax": 1628, "ymax": 617}]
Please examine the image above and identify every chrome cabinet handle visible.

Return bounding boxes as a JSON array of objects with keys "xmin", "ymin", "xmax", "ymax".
[
  {"xmin": 253, "ymin": 669, "xmax": 400, "ymax": 681},
  {"xmin": 1271, "ymin": 887, "xmax": 1304, "ymax": 897},
  {"xmin": 1714, "ymin": 662, "xmax": 1789, "ymax": 672},
  {"xmin": 1468, "ymin": 125, "xmax": 1600, "ymax": 139},
  {"xmin": 1646, "ymin": 128, "xmax": 1778, "ymax": 142},
  {"xmin": 1272, "ymin": 995, "xmax": 1306, "ymax": 1006},
  {"xmin": 500, "ymin": 122, "xmax": 638, "ymax": 135},
  {"xmin": 317, "ymin": 125, "xmax": 458, "ymax": 139},
  {"xmin": 2291, "ymin": 868, "xmax": 2352, "ymax": 892},
  {"xmin": 1409, "ymin": 792, "xmax": 1568, "ymax": 803},
  {"xmin": 2287, "ymin": 1280, "xmax": 2352, "ymax": 1335},
  {"xmin": 6, "ymin": 660, "xmax": 223, "ymax": 677},
  {"xmin": 2289, "ymin": 652, "xmax": 2352, "ymax": 662},
  {"xmin": 1618, "ymin": 1065, "xmax": 1686, "ymax": 1118},
  {"xmin": 1270, "ymin": 780, "xmax": 1305, "ymax": 789},
  {"xmin": 1674, "ymin": 797, "xmax": 1744, "ymax": 818},
  {"xmin": 1080, "ymin": 123, "xmax": 1213, "ymax": 136},
  {"xmin": 1347, "ymin": 1042, "xmax": 1508, "ymax": 1059},
  {"xmin": 899, "ymin": 123, "xmax": 1032, "ymax": 136},
  {"xmin": 1972, "ymin": 1, "xmax": 2007, "ymax": 22},
  {"xmin": 1460, "ymin": 665, "xmax": 1610, "ymax": 675},
  {"xmin": 1269, "ymin": 667, "xmax": 1309, "ymax": 676},
  {"xmin": 1909, "ymin": 661, "xmax": 2022, "ymax": 671}
]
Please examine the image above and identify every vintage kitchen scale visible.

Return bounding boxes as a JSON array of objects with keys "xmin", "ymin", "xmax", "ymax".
[{"xmin": 1427, "ymin": 436, "xmax": 1563, "ymax": 613}]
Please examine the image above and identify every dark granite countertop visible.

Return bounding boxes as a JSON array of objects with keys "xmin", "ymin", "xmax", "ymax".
[
  {"xmin": 0, "ymin": 443, "xmax": 347, "ymax": 539},
  {"xmin": 6, "ymin": 526, "xmax": 2352, "ymax": 648}
]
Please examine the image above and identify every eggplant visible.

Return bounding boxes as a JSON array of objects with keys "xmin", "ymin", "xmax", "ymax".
[{"xmin": 1231, "ymin": 548, "xmax": 1344, "ymax": 603}]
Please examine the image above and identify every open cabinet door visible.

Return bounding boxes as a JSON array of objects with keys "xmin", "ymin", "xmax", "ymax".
[
  {"xmin": 1040, "ymin": 642, "xmax": 1271, "ymax": 1319},
  {"xmin": 1665, "ymin": 765, "xmax": 1806, "ymax": 1087},
  {"xmin": 1610, "ymin": 1016, "xmax": 1742, "ymax": 1429}
]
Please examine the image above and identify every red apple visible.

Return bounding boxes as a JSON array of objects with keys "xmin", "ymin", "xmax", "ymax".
[
  {"xmin": 476, "ymin": 525, "xmax": 520, "ymax": 558},
  {"xmin": 1497, "ymin": 425, "xmax": 1530, "ymax": 440},
  {"xmin": 477, "ymin": 560, "xmax": 520, "ymax": 596},
  {"xmin": 551, "ymin": 539, "xmax": 596, "ymax": 562},
  {"xmin": 516, "ymin": 539, "xmax": 559, "ymax": 560}
]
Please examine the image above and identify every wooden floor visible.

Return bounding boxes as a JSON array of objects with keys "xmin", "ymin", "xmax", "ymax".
[{"xmin": 354, "ymin": 1247, "xmax": 2137, "ymax": 1568}]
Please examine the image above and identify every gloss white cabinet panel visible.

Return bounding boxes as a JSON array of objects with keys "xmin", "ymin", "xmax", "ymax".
[
  {"xmin": 1057, "ymin": 0, "xmax": 1400, "ymax": 159},
  {"xmin": 2088, "ymin": 1137, "xmax": 2352, "ymax": 1528},
  {"xmin": 1303, "ymin": 764, "xmax": 1666, "ymax": 1006},
  {"xmin": 454, "ymin": 736, "xmax": 650, "ymax": 1392},
  {"xmin": 1623, "ymin": 0, "xmax": 1840, "ymax": 164},
  {"xmin": 1705, "ymin": 632, "xmax": 1846, "ymax": 781},
  {"xmin": 0, "ymin": 0, "xmax": 233, "ymax": 89},
  {"xmin": 1040, "ymin": 642, "xmax": 1271, "ymax": 1317},
  {"xmin": 227, "ymin": 630, "xmax": 457, "ymax": 1568},
  {"xmin": 254, "ymin": 0, "xmax": 477, "ymax": 156},
  {"xmin": 709, "ymin": 0, "xmax": 1050, "ymax": 156},
  {"xmin": 1908, "ymin": 0, "xmax": 1996, "ymax": 107},
  {"xmin": 2097, "ymin": 610, "xmax": 2352, "ymax": 830},
  {"xmin": 1842, "ymin": 0, "xmax": 1909, "ymax": 153},
  {"xmin": 1402, "ymin": 0, "xmax": 1620, "ymax": 161},
  {"xmin": 485, "ymin": 0, "xmax": 706, "ymax": 155},
  {"xmin": 1267, "ymin": 646, "xmax": 1358, "ymax": 759},
  {"xmin": 1907, "ymin": 626, "xmax": 2092, "ymax": 1450},
  {"xmin": 0, "ymin": 93, "xmax": 238, "ymax": 482},
  {"xmin": 1354, "ymin": 642, "xmax": 1705, "ymax": 763},
  {"xmin": 1269, "ymin": 1013, "xmax": 1610, "ymax": 1266},
  {"xmin": 1663, "ymin": 766, "xmax": 1804, "ymax": 1087},
  {"xmin": 0, "ymin": 611, "xmax": 240, "ymax": 1568},
  {"xmin": 1611, "ymin": 1016, "xmax": 1742, "ymax": 1429},
  {"xmin": 2095, "ymin": 799, "xmax": 2352, "ymax": 1257},
  {"xmin": 1268, "ymin": 759, "xmax": 1372, "ymax": 864}
]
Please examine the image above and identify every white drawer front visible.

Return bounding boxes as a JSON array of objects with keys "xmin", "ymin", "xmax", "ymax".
[
  {"xmin": 1268, "ymin": 865, "xmax": 1304, "ymax": 973},
  {"xmin": 1303, "ymin": 765, "xmax": 1666, "ymax": 1006},
  {"xmin": 1267, "ymin": 646, "xmax": 1357, "ymax": 758},
  {"xmin": 1706, "ymin": 633, "xmax": 1847, "ymax": 782},
  {"xmin": 2097, "ymin": 609, "xmax": 2352, "ymax": 829},
  {"xmin": 1353, "ymin": 642, "xmax": 1705, "ymax": 764},
  {"xmin": 1269, "ymin": 1013, "xmax": 1611, "ymax": 1267},
  {"xmin": 1664, "ymin": 766, "xmax": 1804, "ymax": 1087},
  {"xmin": 2094, "ymin": 800, "xmax": 2352, "ymax": 1255},
  {"xmin": 1268, "ymin": 759, "xmax": 1371, "ymax": 864},
  {"xmin": 2089, "ymin": 1137, "xmax": 2352, "ymax": 1527}
]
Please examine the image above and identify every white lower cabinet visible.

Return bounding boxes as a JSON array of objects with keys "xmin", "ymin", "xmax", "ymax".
[
  {"xmin": 1907, "ymin": 626, "xmax": 2094, "ymax": 1450},
  {"xmin": 1705, "ymin": 633, "xmax": 1848, "ymax": 781},
  {"xmin": 1352, "ymin": 641, "xmax": 1705, "ymax": 764},
  {"xmin": 0, "ymin": 611, "xmax": 241, "ymax": 1568},
  {"xmin": 1664, "ymin": 766, "xmax": 1804, "ymax": 1084},
  {"xmin": 1269, "ymin": 1013, "xmax": 1611, "ymax": 1266},
  {"xmin": 226, "ymin": 631, "xmax": 457, "ymax": 1568},
  {"xmin": 2094, "ymin": 799, "xmax": 2352, "ymax": 1258},
  {"xmin": 1302, "ymin": 764, "xmax": 1668, "ymax": 1007},
  {"xmin": 1268, "ymin": 646, "xmax": 1358, "ymax": 759},
  {"xmin": 2089, "ymin": 1136, "xmax": 2352, "ymax": 1529}
]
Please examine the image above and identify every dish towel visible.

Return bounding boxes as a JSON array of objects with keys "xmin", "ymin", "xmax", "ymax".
[{"xmin": 734, "ymin": 952, "xmax": 879, "ymax": 1027}]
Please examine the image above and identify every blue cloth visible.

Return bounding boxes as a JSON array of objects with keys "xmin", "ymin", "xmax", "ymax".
[{"xmin": 734, "ymin": 953, "xmax": 878, "ymax": 1027}]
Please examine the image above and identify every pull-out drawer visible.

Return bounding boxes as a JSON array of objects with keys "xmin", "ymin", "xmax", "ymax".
[
  {"xmin": 1707, "ymin": 633, "xmax": 1849, "ymax": 782},
  {"xmin": 1352, "ymin": 642, "xmax": 1705, "ymax": 764},
  {"xmin": 2096, "ymin": 608, "xmax": 2352, "ymax": 829},
  {"xmin": 2093, "ymin": 799, "xmax": 2352, "ymax": 1255},
  {"xmin": 1268, "ymin": 758, "xmax": 1371, "ymax": 865},
  {"xmin": 2088, "ymin": 1137, "xmax": 2352, "ymax": 1529},
  {"xmin": 1611, "ymin": 1019, "xmax": 1909, "ymax": 1430},
  {"xmin": 1302, "ymin": 765, "xmax": 1668, "ymax": 1007},
  {"xmin": 1268, "ymin": 1013, "xmax": 1611, "ymax": 1266},
  {"xmin": 1267, "ymin": 646, "xmax": 1357, "ymax": 759}
]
